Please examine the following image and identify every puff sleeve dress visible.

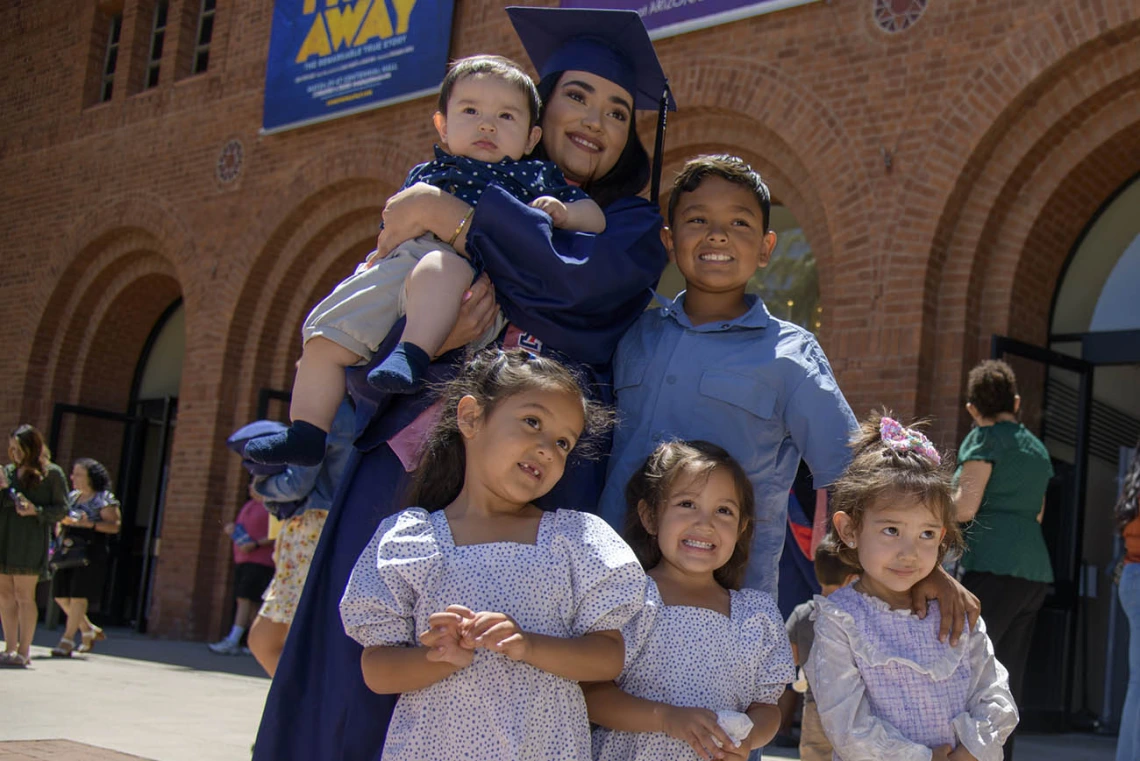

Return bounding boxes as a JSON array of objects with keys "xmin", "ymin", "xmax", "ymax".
[
  {"xmin": 340, "ymin": 507, "xmax": 654, "ymax": 761},
  {"xmin": 591, "ymin": 580, "xmax": 795, "ymax": 761},
  {"xmin": 804, "ymin": 585, "xmax": 1018, "ymax": 761}
]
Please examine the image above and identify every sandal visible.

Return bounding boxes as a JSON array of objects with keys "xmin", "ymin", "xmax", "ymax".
[
  {"xmin": 0, "ymin": 651, "xmax": 28, "ymax": 668},
  {"xmin": 77, "ymin": 627, "xmax": 103, "ymax": 653},
  {"xmin": 51, "ymin": 638, "xmax": 75, "ymax": 658}
]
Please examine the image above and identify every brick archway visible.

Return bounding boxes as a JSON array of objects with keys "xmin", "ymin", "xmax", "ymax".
[
  {"xmin": 182, "ymin": 140, "xmax": 416, "ymax": 637},
  {"xmin": 23, "ymin": 195, "xmax": 193, "ymax": 427},
  {"xmin": 916, "ymin": 15, "xmax": 1140, "ymax": 443}
]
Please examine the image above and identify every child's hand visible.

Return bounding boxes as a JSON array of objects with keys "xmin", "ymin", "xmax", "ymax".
[
  {"xmin": 660, "ymin": 706, "xmax": 734, "ymax": 761},
  {"xmin": 465, "ymin": 610, "xmax": 530, "ymax": 661},
  {"xmin": 419, "ymin": 605, "xmax": 476, "ymax": 669},
  {"xmin": 930, "ymin": 745, "xmax": 954, "ymax": 761},
  {"xmin": 719, "ymin": 741, "xmax": 750, "ymax": 761},
  {"xmin": 947, "ymin": 746, "xmax": 978, "ymax": 761},
  {"xmin": 530, "ymin": 196, "xmax": 568, "ymax": 227}
]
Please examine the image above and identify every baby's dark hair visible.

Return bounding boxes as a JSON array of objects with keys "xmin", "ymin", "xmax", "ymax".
[
  {"xmin": 822, "ymin": 410, "xmax": 963, "ymax": 573},
  {"xmin": 667, "ymin": 154, "xmax": 771, "ymax": 232},
  {"xmin": 813, "ymin": 544, "xmax": 852, "ymax": 587},
  {"xmin": 623, "ymin": 440, "xmax": 755, "ymax": 590},
  {"xmin": 966, "ymin": 359, "xmax": 1019, "ymax": 418},
  {"xmin": 438, "ymin": 54, "xmax": 541, "ymax": 129},
  {"xmin": 406, "ymin": 348, "xmax": 611, "ymax": 511}
]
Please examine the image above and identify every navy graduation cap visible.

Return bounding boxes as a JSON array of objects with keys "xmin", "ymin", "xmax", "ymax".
[{"xmin": 506, "ymin": 5, "xmax": 676, "ymax": 203}]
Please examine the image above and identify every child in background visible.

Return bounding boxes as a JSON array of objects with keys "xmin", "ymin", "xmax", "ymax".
[
  {"xmin": 248, "ymin": 55, "xmax": 605, "ymax": 467},
  {"xmin": 806, "ymin": 413, "xmax": 1018, "ymax": 761},
  {"xmin": 586, "ymin": 440, "xmax": 794, "ymax": 761},
  {"xmin": 785, "ymin": 546, "xmax": 857, "ymax": 761},
  {"xmin": 340, "ymin": 349, "xmax": 652, "ymax": 761},
  {"xmin": 210, "ymin": 482, "xmax": 275, "ymax": 655}
]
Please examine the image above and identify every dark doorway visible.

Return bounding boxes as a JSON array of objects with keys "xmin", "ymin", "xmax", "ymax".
[
  {"xmin": 48, "ymin": 397, "xmax": 176, "ymax": 632},
  {"xmin": 989, "ymin": 335, "xmax": 1094, "ymax": 730}
]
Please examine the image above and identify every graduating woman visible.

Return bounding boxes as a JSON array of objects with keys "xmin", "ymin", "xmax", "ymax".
[{"xmin": 252, "ymin": 7, "xmax": 676, "ymax": 761}]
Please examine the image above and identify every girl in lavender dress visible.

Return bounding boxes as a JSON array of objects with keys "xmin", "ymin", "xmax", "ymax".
[
  {"xmin": 806, "ymin": 413, "xmax": 1019, "ymax": 761},
  {"xmin": 339, "ymin": 349, "xmax": 654, "ymax": 761},
  {"xmin": 586, "ymin": 440, "xmax": 794, "ymax": 761}
]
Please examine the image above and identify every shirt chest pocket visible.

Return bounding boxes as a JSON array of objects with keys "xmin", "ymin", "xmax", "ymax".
[
  {"xmin": 698, "ymin": 369, "xmax": 778, "ymax": 420},
  {"xmin": 613, "ymin": 346, "xmax": 649, "ymax": 392}
]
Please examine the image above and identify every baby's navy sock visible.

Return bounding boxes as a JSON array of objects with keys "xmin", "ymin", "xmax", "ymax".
[
  {"xmin": 367, "ymin": 342, "xmax": 431, "ymax": 394},
  {"xmin": 245, "ymin": 421, "xmax": 328, "ymax": 466}
]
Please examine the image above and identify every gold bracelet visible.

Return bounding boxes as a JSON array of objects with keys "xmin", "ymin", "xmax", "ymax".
[{"xmin": 447, "ymin": 208, "xmax": 474, "ymax": 247}]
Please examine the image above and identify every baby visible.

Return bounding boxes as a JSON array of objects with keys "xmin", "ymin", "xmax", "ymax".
[{"xmin": 248, "ymin": 55, "xmax": 605, "ymax": 466}]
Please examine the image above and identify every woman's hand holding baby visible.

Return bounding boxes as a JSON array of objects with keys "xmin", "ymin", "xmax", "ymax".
[{"xmin": 371, "ymin": 183, "xmax": 474, "ymax": 263}]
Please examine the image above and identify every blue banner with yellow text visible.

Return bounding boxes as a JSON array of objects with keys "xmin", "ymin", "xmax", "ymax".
[{"xmin": 262, "ymin": 0, "xmax": 454, "ymax": 133}]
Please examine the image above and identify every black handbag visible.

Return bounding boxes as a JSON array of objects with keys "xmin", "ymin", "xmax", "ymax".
[{"xmin": 49, "ymin": 531, "xmax": 90, "ymax": 572}]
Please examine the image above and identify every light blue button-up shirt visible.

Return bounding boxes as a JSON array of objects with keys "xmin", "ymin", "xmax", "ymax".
[{"xmin": 599, "ymin": 291, "xmax": 858, "ymax": 599}]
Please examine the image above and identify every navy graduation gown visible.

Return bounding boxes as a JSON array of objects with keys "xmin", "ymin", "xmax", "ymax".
[{"xmin": 253, "ymin": 193, "xmax": 666, "ymax": 761}]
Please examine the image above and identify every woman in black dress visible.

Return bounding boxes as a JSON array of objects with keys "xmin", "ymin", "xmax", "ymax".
[{"xmin": 50, "ymin": 458, "xmax": 121, "ymax": 657}]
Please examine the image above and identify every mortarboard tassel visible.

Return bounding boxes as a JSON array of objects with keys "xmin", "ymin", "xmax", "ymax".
[{"xmin": 650, "ymin": 81, "xmax": 671, "ymax": 207}]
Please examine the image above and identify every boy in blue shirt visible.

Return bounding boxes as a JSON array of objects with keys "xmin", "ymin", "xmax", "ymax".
[
  {"xmin": 601, "ymin": 155, "xmax": 980, "ymax": 643},
  {"xmin": 599, "ymin": 153, "xmax": 858, "ymax": 598}
]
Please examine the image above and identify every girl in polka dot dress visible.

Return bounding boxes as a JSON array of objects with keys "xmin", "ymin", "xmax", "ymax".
[
  {"xmin": 340, "ymin": 349, "xmax": 654, "ymax": 761},
  {"xmin": 586, "ymin": 440, "xmax": 795, "ymax": 761}
]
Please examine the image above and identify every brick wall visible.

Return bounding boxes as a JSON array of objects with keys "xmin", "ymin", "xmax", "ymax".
[{"xmin": 2, "ymin": 0, "xmax": 1138, "ymax": 636}]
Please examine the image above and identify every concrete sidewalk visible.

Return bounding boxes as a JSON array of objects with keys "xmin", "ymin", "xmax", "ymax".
[
  {"xmin": 3, "ymin": 628, "xmax": 268, "ymax": 761},
  {"xmin": 3, "ymin": 627, "xmax": 1122, "ymax": 761}
]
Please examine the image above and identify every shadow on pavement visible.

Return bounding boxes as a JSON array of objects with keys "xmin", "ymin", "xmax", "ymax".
[{"xmin": 31, "ymin": 626, "xmax": 270, "ymax": 679}]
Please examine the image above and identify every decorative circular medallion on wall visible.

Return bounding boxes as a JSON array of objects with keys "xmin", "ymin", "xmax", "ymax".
[
  {"xmin": 216, "ymin": 138, "xmax": 244, "ymax": 184},
  {"xmin": 873, "ymin": 0, "xmax": 928, "ymax": 33}
]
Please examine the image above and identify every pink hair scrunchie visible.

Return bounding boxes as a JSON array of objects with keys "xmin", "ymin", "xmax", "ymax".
[{"xmin": 879, "ymin": 417, "xmax": 941, "ymax": 465}]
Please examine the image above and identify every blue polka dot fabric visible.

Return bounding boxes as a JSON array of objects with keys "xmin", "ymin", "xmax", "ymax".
[
  {"xmin": 405, "ymin": 146, "xmax": 591, "ymax": 208},
  {"xmin": 341, "ymin": 507, "xmax": 654, "ymax": 761},
  {"xmin": 592, "ymin": 579, "xmax": 795, "ymax": 760}
]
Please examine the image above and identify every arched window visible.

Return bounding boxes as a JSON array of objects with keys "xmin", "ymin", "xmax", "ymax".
[{"xmin": 749, "ymin": 204, "xmax": 820, "ymax": 333}]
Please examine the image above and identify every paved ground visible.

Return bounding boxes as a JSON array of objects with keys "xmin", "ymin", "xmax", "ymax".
[
  {"xmin": 1, "ymin": 627, "xmax": 1124, "ymax": 761},
  {"xmin": 3, "ymin": 628, "xmax": 268, "ymax": 761}
]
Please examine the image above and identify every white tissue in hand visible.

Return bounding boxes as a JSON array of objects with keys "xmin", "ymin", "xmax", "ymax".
[
  {"xmin": 712, "ymin": 710, "xmax": 753, "ymax": 748},
  {"xmin": 792, "ymin": 665, "xmax": 809, "ymax": 694}
]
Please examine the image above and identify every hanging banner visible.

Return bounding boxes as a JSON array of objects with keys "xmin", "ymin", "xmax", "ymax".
[
  {"xmin": 560, "ymin": 0, "xmax": 819, "ymax": 39},
  {"xmin": 262, "ymin": 0, "xmax": 455, "ymax": 134}
]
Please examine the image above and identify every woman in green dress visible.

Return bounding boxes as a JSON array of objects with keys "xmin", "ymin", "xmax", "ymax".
[
  {"xmin": 0, "ymin": 424, "xmax": 69, "ymax": 667},
  {"xmin": 954, "ymin": 360, "xmax": 1055, "ymax": 759}
]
